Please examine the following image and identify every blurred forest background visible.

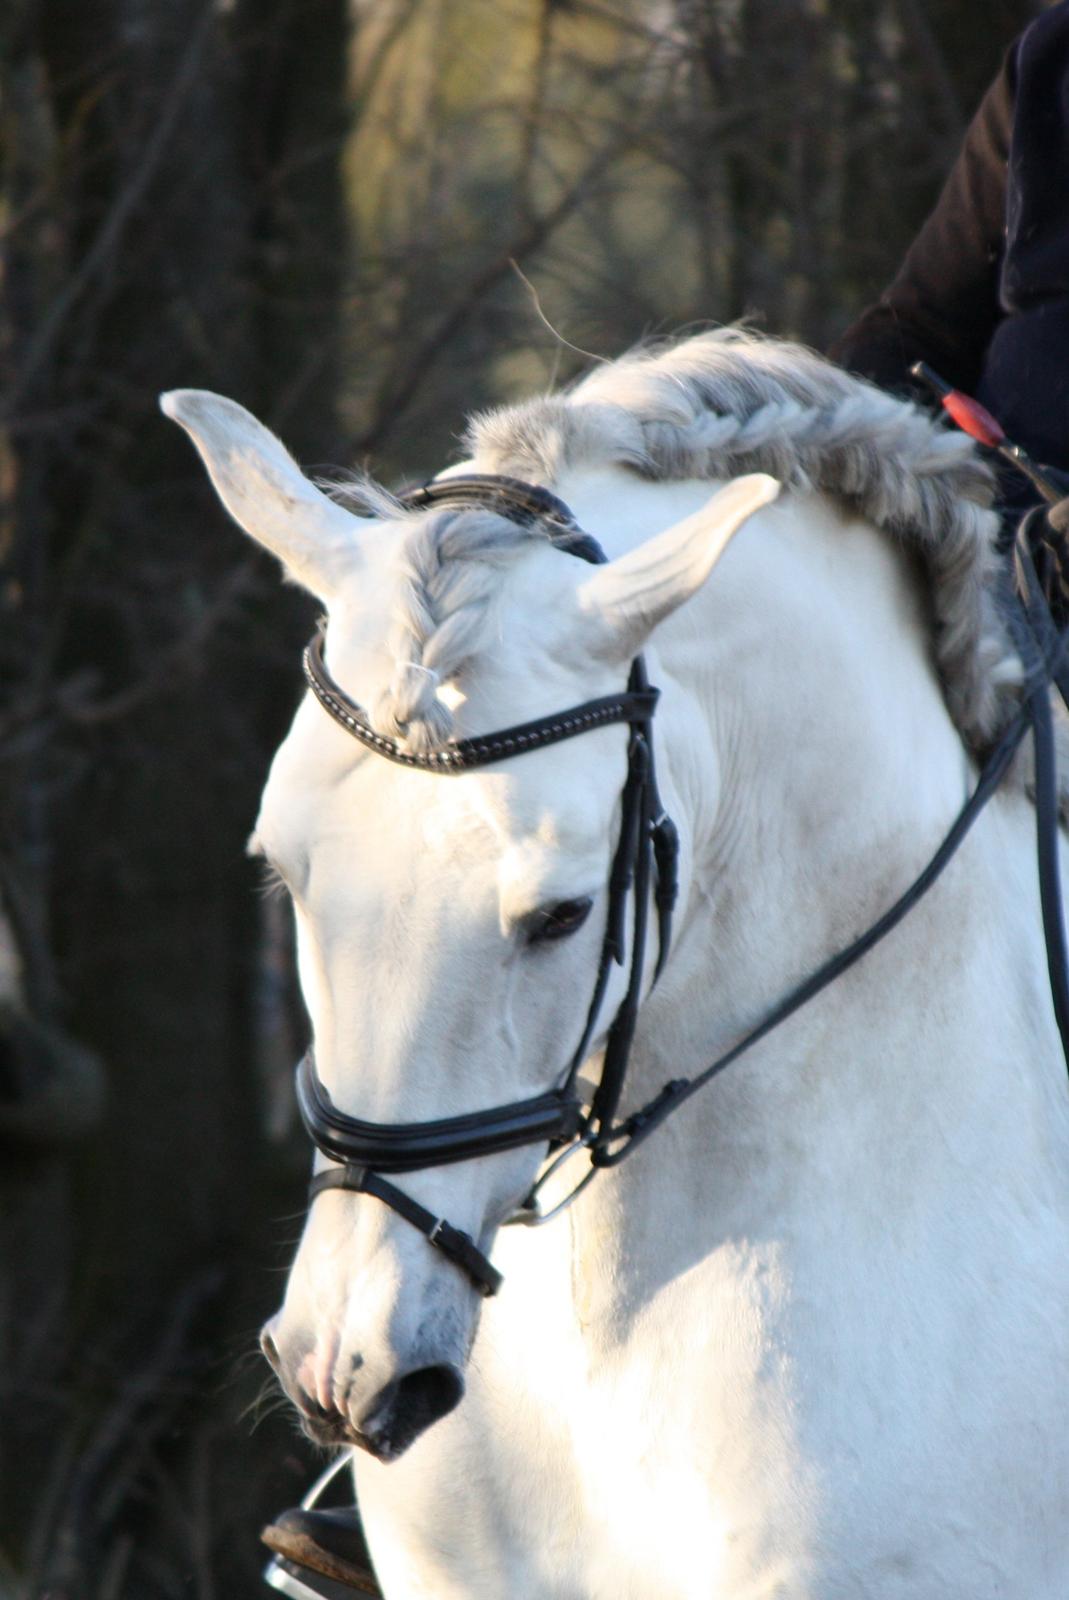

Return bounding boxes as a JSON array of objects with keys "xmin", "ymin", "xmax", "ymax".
[{"xmin": 0, "ymin": 0, "xmax": 1047, "ymax": 1594}]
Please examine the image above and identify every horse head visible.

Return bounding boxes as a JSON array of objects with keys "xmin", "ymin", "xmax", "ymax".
[{"xmin": 162, "ymin": 387, "xmax": 776, "ymax": 1460}]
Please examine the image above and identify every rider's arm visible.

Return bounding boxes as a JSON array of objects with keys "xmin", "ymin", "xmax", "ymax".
[{"xmin": 828, "ymin": 48, "xmax": 1016, "ymax": 397}]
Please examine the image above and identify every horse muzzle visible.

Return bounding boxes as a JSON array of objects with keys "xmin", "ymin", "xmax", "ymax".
[{"xmin": 261, "ymin": 1296, "xmax": 472, "ymax": 1461}]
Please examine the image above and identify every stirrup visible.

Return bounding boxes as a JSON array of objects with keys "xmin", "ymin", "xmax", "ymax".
[
  {"xmin": 266, "ymin": 1559, "xmax": 370, "ymax": 1600},
  {"xmin": 263, "ymin": 1453, "xmax": 381, "ymax": 1599}
]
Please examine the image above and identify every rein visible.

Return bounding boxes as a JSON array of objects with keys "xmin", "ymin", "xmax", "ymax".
[{"xmin": 294, "ymin": 474, "xmax": 1069, "ymax": 1298}]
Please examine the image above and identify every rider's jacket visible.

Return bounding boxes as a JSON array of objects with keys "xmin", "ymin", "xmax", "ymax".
[{"xmin": 830, "ymin": 1, "xmax": 1069, "ymax": 486}]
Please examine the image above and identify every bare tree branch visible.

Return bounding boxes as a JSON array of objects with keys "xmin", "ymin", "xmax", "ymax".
[
  {"xmin": 894, "ymin": 0, "xmax": 967, "ymax": 146},
  {"xmin": 357, "ymin": 138, "xmax": 633, "ymax": 454},
  {"xmin": 2, "ymin": 2, "xmax": 217, "ymax": 420}
]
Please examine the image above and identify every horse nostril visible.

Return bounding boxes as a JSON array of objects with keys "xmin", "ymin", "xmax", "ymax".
[
  {"xmin": 260, "ymin": 1321, "xmax": 282, "ymax": 1372},
  {"xmin": 398, "ymin": 1363, "xmax": 464, "ymax": 1430},
  {"xmin": 359, "ymin": 1363, "xmax": 465, "ymax": 1460}
]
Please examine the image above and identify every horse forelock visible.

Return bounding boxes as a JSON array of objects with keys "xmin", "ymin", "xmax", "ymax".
[{"xmin": 318, "ymin": 496, "xmax": 550, "ymax": 753}]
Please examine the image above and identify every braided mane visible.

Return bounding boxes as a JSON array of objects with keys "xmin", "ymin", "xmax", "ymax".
[
  {"xmin": 348, "ymin": 328, "xmax": 1032, "ymax": 764},
  {"xmin": 466, "ymin": 328, "xmax": 1019, "ymax": 752}
]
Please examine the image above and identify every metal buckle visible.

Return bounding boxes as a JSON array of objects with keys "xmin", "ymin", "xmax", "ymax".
[{"xmin": 266, "ymin": 1557, "xmax": 366, "ymax": 1600}]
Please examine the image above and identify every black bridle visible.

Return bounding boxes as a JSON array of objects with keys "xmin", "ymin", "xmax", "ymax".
[
  {"xmin": 295, "ymin": 476, "xmax": 1069, "ymax": 1299},
  {"xmin": 297, "ymin": 476, "xmax": 678, "ymax": 1296}
]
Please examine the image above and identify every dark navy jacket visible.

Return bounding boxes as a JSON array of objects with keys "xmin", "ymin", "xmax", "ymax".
[{"xmin": 831, "ymin": 2, "xmax": 1069, "ymax": 475}]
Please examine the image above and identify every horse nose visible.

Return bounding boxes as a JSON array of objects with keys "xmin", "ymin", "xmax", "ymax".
[
  {"xmin": 260, "ymin": 1316, "xmax": 282, "ymax": 1372},
  {"xmin": 358, "ymin": 1363, "xmax": 465, "ymax": 1461}
]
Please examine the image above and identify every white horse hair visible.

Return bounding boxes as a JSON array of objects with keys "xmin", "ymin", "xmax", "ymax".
[{"xmin": 164, "ymin": 327, "xmax": 1069, "ymax": 1598}]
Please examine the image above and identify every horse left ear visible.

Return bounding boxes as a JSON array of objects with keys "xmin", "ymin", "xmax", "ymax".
[
  {"xmin": 160, "ymin": 389, "xmax": 365, "ymax": 599},
  {"xmin": 573, "ymin": 474, "xmax": 780, "ymax": 660}
]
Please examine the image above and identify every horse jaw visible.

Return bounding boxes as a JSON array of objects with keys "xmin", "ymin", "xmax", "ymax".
[{"xmin": 160, "ymin": 389, "xmax": 367, "ymax": 599}]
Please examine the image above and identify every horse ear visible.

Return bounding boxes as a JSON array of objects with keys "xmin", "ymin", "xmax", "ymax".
[
  {"xmin": 160, "ymin": 389, "xmax": 364, "ymax": 598},
  {"xmin": 573, "ymin": 475, "xmax": 780, "ymax": 660}
]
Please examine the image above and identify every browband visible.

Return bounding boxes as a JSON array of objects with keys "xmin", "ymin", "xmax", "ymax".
[{"xmin": 303, "ymin": 632, "xmax": 659, "ymax": 772}]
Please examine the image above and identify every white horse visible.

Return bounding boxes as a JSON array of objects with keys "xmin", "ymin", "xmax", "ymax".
[{"xmin": 164, "ymin": 330, "xmax": 1069, "ymax": 1598}]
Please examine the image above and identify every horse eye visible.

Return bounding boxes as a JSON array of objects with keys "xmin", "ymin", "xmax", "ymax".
[{"xmin": 528, "ymin": 897, "xmax": 593, "ymax": 945}]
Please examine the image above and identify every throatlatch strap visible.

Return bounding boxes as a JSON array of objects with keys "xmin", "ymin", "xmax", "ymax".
[{"xmin": 309, "ymin": 1165, "xmax": 503, "ymax": 1297}]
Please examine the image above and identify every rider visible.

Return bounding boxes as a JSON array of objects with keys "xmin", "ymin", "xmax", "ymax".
[
  {"xmin": 830, "ymin": 0, "xmax": 1069, "ymax": 497},
  {"xmin": 830, "ymin": 0, "xmax": 1069, "ymax": 634}
]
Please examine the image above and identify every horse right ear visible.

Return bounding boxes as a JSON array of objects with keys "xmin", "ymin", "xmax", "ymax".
[
  {"xmin": 573, "ymin": 474, "xmax": 780, "ymax": 662},
  {"xmin": 160, "ymin": 390, "xmax": 365, "ymax": 599}
]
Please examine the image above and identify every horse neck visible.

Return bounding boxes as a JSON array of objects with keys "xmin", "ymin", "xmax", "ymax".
[
  {"xmin": 665, "ymin": 490, "xmax": 971, "ymax": 1029},
  {"xmin": 569, "ymin": 490, "xmax": 1038, "ymax": 1307}
]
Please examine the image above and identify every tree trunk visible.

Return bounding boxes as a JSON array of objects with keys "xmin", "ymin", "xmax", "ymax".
[{"xmin": 0, "ymin": 0, "xmax": 350, "ymax": 1589}]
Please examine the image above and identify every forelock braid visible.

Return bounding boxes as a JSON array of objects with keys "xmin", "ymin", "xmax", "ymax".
[
  {"xmin": 373, "ymin": 507, "xmax": 533, "ymax": 752},
  {"xmin": 374, "ymin": 515, "xmax": 453, "ymax": 749}
]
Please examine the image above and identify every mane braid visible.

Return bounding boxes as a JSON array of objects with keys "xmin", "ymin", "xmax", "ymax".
[
  {"xmin": 464, "ymin": 326, "xmax": 1022, "ymax": 755},
  {"xmin": 359, "ymin": 327, "xmax": 1063, "ymax": 804}
]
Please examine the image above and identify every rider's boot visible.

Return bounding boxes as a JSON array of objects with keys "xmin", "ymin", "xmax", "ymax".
[{"xmin": 262, "ymin": 1504, "xmax": 381, "ymax": 1598}]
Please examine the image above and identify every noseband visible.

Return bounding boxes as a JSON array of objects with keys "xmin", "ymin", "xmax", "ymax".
[
  {"xmin": 295, "ymin": 476, "xmax": 1069, "ymax": 1300},
  {"xmin": 296, "ymin": 475, "xmax": 679, "ymax": 1296}
]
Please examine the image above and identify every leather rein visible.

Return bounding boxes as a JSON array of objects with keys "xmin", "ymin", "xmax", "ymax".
[{"xmin": 295, "ymin": 476, "xmax": 1069, "ymax": 1299}]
